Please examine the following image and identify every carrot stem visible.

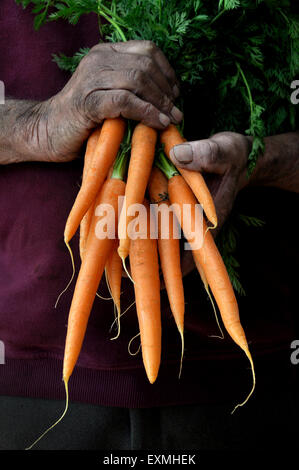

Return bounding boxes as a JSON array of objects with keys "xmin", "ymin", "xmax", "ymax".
[{"xmin": 155, "ymin": 150, "xmax": 179, "ymax": 180}]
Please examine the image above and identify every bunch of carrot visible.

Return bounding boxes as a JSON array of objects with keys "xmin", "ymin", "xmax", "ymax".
[
  {"xmin": 26, "ymin": 116, "xmax": 255, "ymax": 449},
  {"xmin": 60, "ymin": 117, "xmax": 255, "ymax": 407}
]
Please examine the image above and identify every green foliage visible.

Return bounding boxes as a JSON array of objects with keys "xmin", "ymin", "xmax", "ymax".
[{"xmin": 52, "ymin": 47, "xmax": 91, "ymax": 73}]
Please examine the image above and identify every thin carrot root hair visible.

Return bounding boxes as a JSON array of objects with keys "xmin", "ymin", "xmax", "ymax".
[
  {"xmin": 109, "ymin": 299, "xmax": 136, "ymax": 335},
  {"xmin": 54, "ymin": 240, "xmax": 75, "ymax": 308},
  {"xmin": 110, "ymin": 309, "xmax": 121, "ymax": 340},
  {"xmin": 231, "ymin": 348, "xmax": 256, "ymax": 414},
  {"xmin": 96, "ymin": 292, "xmax": 113, "ymax": 301},
  {"xmin": 104, "ymin": 266, "xmax": 113, "ymax": 299},
  {"xmin": 203, "ymin": 218, "xmax": 217, "ymax": 243},
  {"xmin": 121, "ymin": 257, "xmax": 134, "ymax": 284},
  {"xmin": 178, "ymin": 326, "xmax": 185, "ymax": 379},
  {"xmin": 128, "ymin": 332, "xmax": 141, "ymax": 356},
  {"xmin": 205, "ymin": 286, "xmax": 224, "ymax": 340},
  {"xmin": 109, "ymin": 305, "xmax": 121, "ymax": 340},
  {"xmin": 201, "ymin": 281, "xmax": 224, "ymax": 340},
  {"xmin": 25, "ymin": 378, "xmax": 69, "ymax": 450},
  {"xmin": 104, "ymin": 266, "xmax": 121, "ymax": 340},
  {"xmin": 193, "ymin": 253, "xmax": 224, "ymax": 339},
  {"xmin": 94, "ymin": 270, "xmax": 113, "ymax": 301}
]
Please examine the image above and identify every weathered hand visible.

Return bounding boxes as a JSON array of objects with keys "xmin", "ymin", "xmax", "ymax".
[
  {"xmin": 169, "ymin": 132, "xmax": 251, "ymax": 277},
  {"xmin": 13, "ymin": 41, "xmax": 181, "ymax": 163}
]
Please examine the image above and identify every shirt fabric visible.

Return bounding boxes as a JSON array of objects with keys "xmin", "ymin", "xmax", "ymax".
[{"xmin": 0, "ymin": 0, "xmax": 298, "ymax": 409}]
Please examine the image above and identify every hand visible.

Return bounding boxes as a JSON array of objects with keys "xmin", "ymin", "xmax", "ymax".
[
  {"xmin": 169, "ymin": 131, "xmax": 251, "ymax": 277},
  {"xmin": 28, "ymin": 40, "xmax": 182, "ymax": 163}
]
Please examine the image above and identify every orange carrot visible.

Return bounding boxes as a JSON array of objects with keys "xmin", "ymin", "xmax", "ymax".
[
  {"xmin": 63, "ymin": 137, "xmax": 130, "ymax": 383},
  {"xmin": 63, "ymin": 177, "xmax": 125, "ymax": 384},
  {"xmin": 105, "ymin": 238, "xmax": 123, "ymax": 338},
  {"xmin": 79, "ymin": 127, "xmax": 102, "ymax": 260},
  {"xmin": 148, "ymin": 167, "xmax": 185, "ymax": 377},
  {"xmin": 64, "ymin": 117, "xmax": 126, "ymax": 244},
  {"xmin": 129, "ymin": 199, "xmax": 161, "ymax": 384},
  {"xmin": 118, "ymin": 123, "xmax": 157, "ymax": 262},
  {"xmin": 82, "ymin": 127, "xmax": 103, "ymax": 180},
  {"xmin": 160, "ymin": 124, "xmax": 217, "ymax": 228},
  {"xmin": 167, "ymin": 173, "xmax": 255, "ymax": 411}
]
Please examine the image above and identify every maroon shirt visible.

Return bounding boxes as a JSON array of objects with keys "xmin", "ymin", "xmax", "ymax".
[{"xmin": 0, "ymin": 0, "xmax": 297, "ymax": 407}]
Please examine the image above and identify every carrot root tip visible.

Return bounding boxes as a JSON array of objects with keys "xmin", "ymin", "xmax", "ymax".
[
  {"xmin": 200, "ymin": 274, "xmax": 224, "ymax": 339},
  {"xmin": 231, "ymin": 349, "xmax": 256, "ymax": 414},
  {"xmin": 122, "ymin": 257, "xmax": 134, "ymax": 284},
  {"xmin": 110, "ymin": 303, "xmax": 121, "ymax": 340},
  {"xmin": 25, "ymin": 378, "xmax": 69, "ymax": 450},
  {"xmin": 94, "ymin": 270, "xmax": 113, "ymax": 301},
  {"xmin": 178, "ymin": 327, "xmax": 185, "ymax": 380}
]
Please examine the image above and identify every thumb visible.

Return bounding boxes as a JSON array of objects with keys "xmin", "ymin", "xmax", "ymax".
[{"xmin": 169, "ymin": 138, "xmax": 226, "ymax": 174}]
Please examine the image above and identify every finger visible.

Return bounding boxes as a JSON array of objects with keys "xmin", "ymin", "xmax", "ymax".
[
  {"xmin": 110, "ymin": 41, "xmax": 178, "ymax": 99},
  {"xmin": 91, "ymin": 70, "xmax": 182, "ymax": 124},
  {"xmin": 111, "ymin": 41, "xmax": 179, "ymax": 90},
  {"xmin": 169, "ymin": 139, "xmax": 227, "ymax": 174},
  {"xmin": 84, "ymin": 89, "xmax": 171, "ymax": 129}
]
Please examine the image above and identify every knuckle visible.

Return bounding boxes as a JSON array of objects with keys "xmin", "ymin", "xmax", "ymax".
[
  {"xmin": 141, "ymin": 101, "xmax": 155, "ymax": 120},
  {"xmin": 143, "ymin": 40, "xmax": 158, "ymax": 54},
  {"xmin": 113, "ymin": 90, "xmax": 131, "ymax": 108},
  {"xmin": 78, "ymin": 50, "xmax": 98, "ymax": 70},
  {"xmin": 90, "ymin": 42, "xmax": 109, "ymax": 54},
  {"xmin": 139, "ymin": 55, "xmax": 153, "ymax": 73},
  {"xmin": 160, "ymin": 94, "xmax": 172, "ymax": 113},
  {"xmin": 83, "ymin": 91, "xmax": 101, "ymax": 118},
  {"xmin": 128, "ymin": 69, "xmax": 146, "ymax": 89},
  {"xmin": 88, "ymin": 43, "xmax": 100, "ymax": 54},
  {"xmin": 207, "ymin": 139, "xmax": 220, "ymax": 163}
]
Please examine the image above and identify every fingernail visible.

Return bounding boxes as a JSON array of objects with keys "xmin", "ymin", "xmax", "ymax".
[
  {"xmin": 170, "ymin": 143, "xmax": 193, "ymax": 163},
  {"xmin": 159, "ymin": 113, "xmax": 170, "ymax": 127},
  {"xmin": 170, "ymin": 106, "xmax": 183, "ymax": 123},
  {"xmin": 173, "ymin": 84, "xmax": 180, "ymax": 97}
]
